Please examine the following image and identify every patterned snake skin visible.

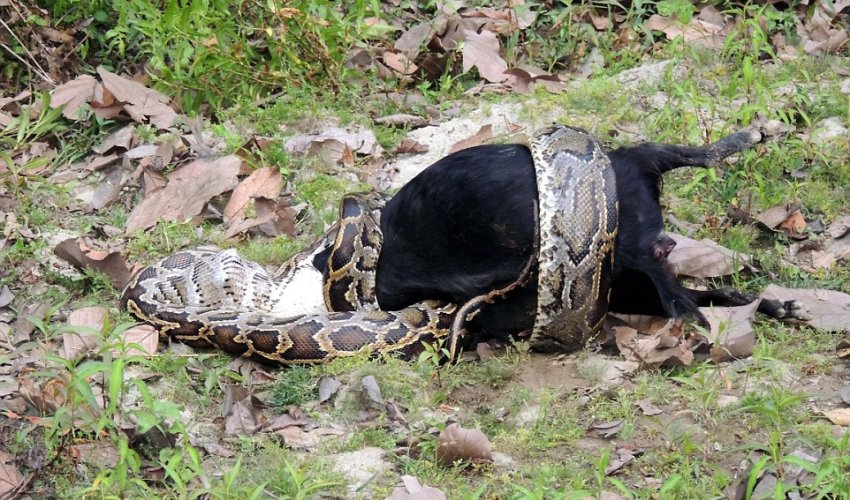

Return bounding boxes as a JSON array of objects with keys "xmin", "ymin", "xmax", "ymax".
[{"xmin": 121, "ymin": 125, "xmax": 617, "ymax": 363}]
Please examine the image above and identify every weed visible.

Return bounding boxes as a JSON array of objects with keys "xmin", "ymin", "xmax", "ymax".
[{"xmin": 268, "ymin": 365, "xmax": 316, "ymax": 406}]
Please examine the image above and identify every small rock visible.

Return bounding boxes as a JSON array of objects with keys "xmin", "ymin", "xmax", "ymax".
[
  {"xmin": 492, "ymin": 452, "xmax": 517, "ymax": 471},
  {"xmin": 331, "ymin": 447, "xmax": 392, "ymax": 492},
  {"xmin": 516, "ymin": 405, "xmax": 540, "ymax": 426},
  {"xmin": 810, "ymin": 117, "xmax": 847, "ymax": 143},
  {"xmin": 717, "ymin": 394, "xmax": 739, "ymax": 408}
]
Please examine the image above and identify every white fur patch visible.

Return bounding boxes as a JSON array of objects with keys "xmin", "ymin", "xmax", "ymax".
[{"xmin": 270, "ymin": 264, "xmax": 326, "ymax": 317}]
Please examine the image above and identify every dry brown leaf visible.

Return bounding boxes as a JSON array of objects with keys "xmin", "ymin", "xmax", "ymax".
[
  {"xmin": 142, "ymin": 168, "xmax": 168, "ymax": 196},
  {"xmin": 388, "ymin": 475, "xmax": 447, "ymax": 500},
  {"xmin": 362, "ymin": 375, "xmax": 384, "ymax": 405},
  {"xmin": 125, "ymin": 155, "xmax": 242, "ymax": 233},
  {"xmin": 702, "ymin": 301, "xmax": 760, "ymax": 362},
  {"xmin": 605, "ymin": 447, "xmax": 643, "ymax": 475},
  {"xmin": 72, "ymin": 441, "xmax": 120, "ymax": 468},
  {"xmin": 0, "ymin": 286, "xmax": 13, "ymax": 308},
  {"xmin": 50, "ymin": 74, "xmax": 97, "ymax": 119},
  {"xmin": 18, "ymin": 376, "xmax": 67, "ymax": 413},
  {"xmin": 395, "ymin": 17, "xmax": 448, "ymax": 54},
  {"xmin": 63, "ymin": 306, "xmax": 107, "ymax": 359},
  {"xmin": 644, "ymin": 14, "xmax": 727, "ymax": 48},
  {"xmin": 436, "ymin": 423, "xmax": 493, "ymax": 464},
  {"xmin": 383, "ymin": 52, "xmax": 419, "ymax": 75},
  {"xmin": 91, "ymin": 164, "xmax": 127, "ymax": 211},
  {"xmin": 0, "ymin": 450, "xmax": 24, "ymax": 497},
  {"xmin": 115, "ymin": 324, "xmax": 159, "ymax": 356},
  {"xmin": 318, "ymin": 376, "xmax": 342, "ymax": 403},
  {"xmin": 761, "ymin": 285, "xmax": 850, "ymax": 333},
  {"xmin": 96, "ymin": 67, "xmax": 176, "ymax": 128},
  {"xmin": 823, "ymin": 408, "xmax": 850, "ymax": 426},
  {"xmin": 223, "ymin": 167, "xmax": 283, "ymax": 224},
  {"xmin": 224, "ymin": 385, "xmax": 262, "ymax": 436},
  {"xmin": 461, "ymin": 29, "xmax": 509, "ymax": 83},
  {"xmin": 448, "ymin": 124, "xmax": 493, "ymax": 154},
  {"xmin": 827, "ymin": 215, "xmax": 850, "ymax": 239},
  {"xmin": 636, "ymin": 399, "xmax": 663, "ymax": 416},
  {"xmin": 84, "ymin": 153, "xmax": 121, "ymax": 172},
  {"xmin": 778, "ymin": 211, "xmax": 807, "ymax": 239},
  {"xmin": 756, "ymin": 200, "xmax": 803, "ymax": 230},
  {"xmin": 54, "ymin": 237, "xmax": 138, "ymax": 290},
  {"xmin": 92, "ymin": 124, "xmax": 136, "ymax": 154},
  {"xmin": 394, "ymin": 138, "xmax": 429, "ymax": 154},
  {"xmin": 223, "ymin": 213, "xmax": 276, "ymax": 240},
  {"xmin": 375, "ymin": 114, "xmax": 430, "ymax": 128},
  {"xmin": 254, "ymin": 197, "xmax": 297, "ymax": 237},
  {"xmin": 667, "ymin": 233, "xmax": 748, "ymax": 278},
  {"xmin": 592, "ymin": 420, "xmax": 624, "ymax": 438},
  {"xmin": 284, "ymin": 127, "xmax": 382, "ymax": 158}
]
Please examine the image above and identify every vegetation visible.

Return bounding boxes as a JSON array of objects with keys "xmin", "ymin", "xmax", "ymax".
[{"xmin": 1, "ymin": 0, "xmax": 849, "ymax": 498}]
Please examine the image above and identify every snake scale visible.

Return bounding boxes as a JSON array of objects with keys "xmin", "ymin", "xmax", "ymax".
[{"xmin": 121, "ymin": 125, "xmax": 618, "ymax": 364}]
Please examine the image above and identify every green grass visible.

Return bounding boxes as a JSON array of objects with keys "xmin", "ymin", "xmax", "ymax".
[{"xmin": 4, "ymin": 2, "xmax": 850, "ymax": 498}]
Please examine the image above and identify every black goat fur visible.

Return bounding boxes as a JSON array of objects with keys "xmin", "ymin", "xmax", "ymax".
[{"xmin": 325, "ymin": 129, "xmax": 798, "ymax": 343}]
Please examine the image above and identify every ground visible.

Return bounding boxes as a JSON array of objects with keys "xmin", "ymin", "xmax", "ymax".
[{"xmin": 2, "ymin": 2, "xmax": 850, "ymax": 499}]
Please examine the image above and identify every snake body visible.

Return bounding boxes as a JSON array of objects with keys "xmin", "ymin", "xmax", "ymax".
[{"xmin": 121, "ymin": 125, "xmax": 618, "ymax": 363}]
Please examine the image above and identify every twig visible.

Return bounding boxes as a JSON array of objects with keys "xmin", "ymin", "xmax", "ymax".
[
  {"xmin": 0, "ymin": 17, "xmax": 54, "ymax": 84},
  {"xmin": 8, "ymin": 0, "xmax": 55, "ymax": 76}
]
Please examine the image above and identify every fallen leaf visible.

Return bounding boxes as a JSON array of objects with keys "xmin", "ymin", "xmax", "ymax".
[
  {"xmin": 224, "ymin": 385, "xmax": 262, "ymax": 436},
  {"xmin": 90, "ymin": 164, "xmax": 127, "ymax": 210},
  {"xmin": 396, "ymin": 18, "xmax": 447, "ymax": 52},
  {"xmin": 756, "ymin": 200, "xmax": 803, "ymax": 230},
  {"xmin": 18, "ymin": 375, "xmax": 67, "ymax": 413},
  {"xmin": 318, "ymin": 376, "xmax": 342, "ymax": 403},
  {"xmin": 760, "ymin": 285, "xmax": 850, "ymax": 333},
  {"xmin": 778, "ymin": 211, "xmax": 808, "ymax": 239},
  {"xmin": 115, "ymin": 324, "xmax": 159, "ymax": 356},
  {"xmin": 394, "ymin": 138, "xmax": 429, "ymax": 154},
  {"xmin": 636, "ymin": 399, "xmax": 663, "ymax": 416},
  {"xmin": 223, "ymin": 167, "xmax": 283, "ymax": 225},
  {"xmin": 0, "ymin": 286, "xmax": 13, "ymax": 308},
  {"xmin": 84, "ymin": 153, "xmax": 121, "ymax": 172},
  {"xmin": 823, "ymin": 408, "xmax": 850, "ymax": 426},
  {"xmin": 448, "ymin": 124, "xmax": 493, "ymax": 154},
  {"xmin": 92, "ymin": 124, "xmax": 135, "ymax": 154},
  {"xmin": 703, "ymin": 301, "xmax": 760, "ymax": 362},
  {"xmin": 285, "ymin": 127, "xmax": 382, "ymax": 158},
  {"xmin": 667, "ymin": 233, "xmax": 748, "ymax": 278},
  {"xmin": 253, "ymin": 197, "xmax": 298, "ymax": 237},
  {"xmin": 71, "ymin": 441, "xmax": 120, "ymax": 468},
  {"xmin": 436, "ymin": 423, "xmax": 492, "ymax": 464},
  {"xmin": 125, "ymin": 155, "xmax": 242, "ymax": 233},
  {"xmin": 644, "ymin": 14, "xmax": 727, "ymax": 48},
  {"xmin": 225, "ymin": 216, "xmax": 277, "ymax": 242},
  {"xmin": 461, "ymin": 29, "xmax": 509, "ymax": 83},
  {"xmin": 63, "ymin": 306, "xmax": 107, "ymax": 359},
  {"xmin": 0, "ymin": 451, "xmax": 24, "ymax": 497},
  {"xmin": 97, "ymin": 67, "xmax": 177, "ymax": 129},
  {"xmin": 54, "ymin": 237, "xmax": 138, "ymax": 290},
  {"xmin": 50, "ymin": 74, "xmax": 97, "ymax": 119},
  {"xmin": 385, "ymin": 400, "xmax": 408, "ymax": 424},
  {"xmin": 605, "ymin": 447, "xmax": 643, "ymax": 475},
  {"xmin": 388, "ymin": 475, "xmax": 447, "ymax": 500},
  {"xmin": 383, "ymin": 52, "xmax": 419, "ymax": 75},
  {"xmin": 826, "ymin": 215, "xmax": 850, "ymax": 239},
  {"xmin": 12, "ymin": 303, "xmax": 45, "ymax": 345},
  {"xmin": 375, "ymin": 114, "xmax": 430, "ymax": 128},
  {"xmin": 362, "ymin": 375, "xmax": 384, "ymax": 405},
  {"xmin": 592, "ymin": 420, "xmax": 624, "ymax": 438}
]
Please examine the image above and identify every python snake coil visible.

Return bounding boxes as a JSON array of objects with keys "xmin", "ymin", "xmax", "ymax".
[{"xmin": 121, "ymin": 125, "xmax": 618, "ymax": 364}]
